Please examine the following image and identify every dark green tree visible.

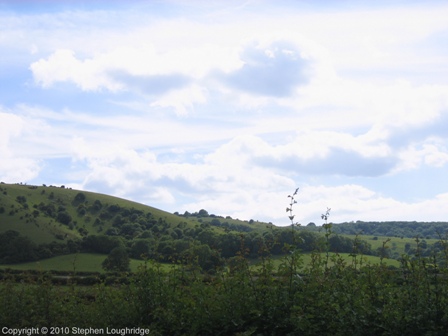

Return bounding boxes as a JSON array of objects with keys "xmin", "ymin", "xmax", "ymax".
[
  {"xmin": 184, "ymin": 244, "xmax": 223, "ymax": 272},
  {"xmin": 0, "ymin": 230, "xmax": 37, "ymax": 263},
  {"xmin": 130, "ymin": 239, "xmax": 153, "ymax": 259},
  {"xmin": 74, "ymin": 192, "xmax": 86, "ymax": 204},
  {"xmin": 102, "ymin": 246, "xmax": 130, "ymax": 272},
  {"xmin": 83, "ymin": 235, "xmax": 123, "ymax": 254},
  {"xmin": 57, "ymin": 211, "xmax": 72, "ymax": 225},
  {"xmin": 198, "ymin": 209, "xmax": 209, "ymax": 217}
]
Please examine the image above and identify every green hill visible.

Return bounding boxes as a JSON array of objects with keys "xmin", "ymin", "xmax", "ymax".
[
  {"xmin": 0, "ymin": 182, "xmax": 275, "ymax": 268},
  {"xmin": 0, "ymin": 182, "xmax": 193, "ymax": 243},
  {"xmin": 1, "ymin": 182, "xmax": 446, "ymax": 272},
  {"xmin": 0, "ymin": 183, "xmax": 270, "ymax": 241}
]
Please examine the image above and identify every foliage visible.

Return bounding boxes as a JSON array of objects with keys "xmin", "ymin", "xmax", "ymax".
[
  {"xmin": 3, "ymin": 182, "xmax": 445, "ymax": 269},
  {"xmin": 316, "ymin": 220, "xmax": 448, "ymax": 239},
  {"xmin": 1, "ymin": 188, "xmax": 448, "ymax": 334},
  {"xmin": 102, "ymin": 246, "xmax": 130, "ymax": 272},
  {"xmin": 0, "ymin": 230, "xmax": 37, "ymax": 263},
  {"xmin": 2, "ymin": 235, "xmax": 448, "ymax": 334},
  {"xmin": 82, "ymin": 235, "xmax": 124, "ymax": 254}
]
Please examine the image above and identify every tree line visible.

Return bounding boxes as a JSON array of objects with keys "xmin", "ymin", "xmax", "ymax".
[{"xmin": 312, "ymin": 220, "xmax": 448, "ymax": 239}]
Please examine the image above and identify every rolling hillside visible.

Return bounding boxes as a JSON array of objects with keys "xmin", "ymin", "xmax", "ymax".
[
  {"xmin": 0, "ymin": 183, "xmax": 175, "ymax": 244},
  {"xmin": 0, "ymin": 182, "xmax": 275, "ymax": 268},
  {"xmin": 1, "ymin": 182, "xmax": 446, "ymax": 272},
  {"xmin": 0, "ymin": 182, "xmax": 270, "ymax": 243}
]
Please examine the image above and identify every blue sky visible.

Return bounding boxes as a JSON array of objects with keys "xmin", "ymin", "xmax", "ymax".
[{"xmin": 1, "ymin": 0, "xmax": 448, "ymax": 226}]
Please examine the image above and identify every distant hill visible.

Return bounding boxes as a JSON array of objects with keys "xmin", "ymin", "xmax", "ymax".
[
  {"xmin": 0, "ymin": 183, "xmax": 274, "ymax": 266},
  {"xmin": 0, "ymin": 183, "xmax": 181, "ymax": 243},
  {"xmin": 303, "ymin": 221, "xmax": 448, "ymax": 239},
  {"xmin": 0, "ymin": 183, "xmax": 272, "ymax": 239}
]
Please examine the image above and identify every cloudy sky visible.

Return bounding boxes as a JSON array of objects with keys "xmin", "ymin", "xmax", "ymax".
[{"xmin": 1, "ymin": 0, "xmax": 448, "ymax": 226}]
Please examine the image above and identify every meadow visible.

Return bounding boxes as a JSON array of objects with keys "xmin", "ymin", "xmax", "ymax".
[
  {"xmin": 0, "ymin": 251, "xmax": 400, "ymax": 278},
  {"xmin": 0, "ymin": 253, "xmax": 151, "ymax": 273}
]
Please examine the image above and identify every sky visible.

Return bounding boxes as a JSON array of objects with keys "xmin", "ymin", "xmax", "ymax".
[{"xmin": 1, "ymin": 0, "xmax": 448, "ymax": 226}]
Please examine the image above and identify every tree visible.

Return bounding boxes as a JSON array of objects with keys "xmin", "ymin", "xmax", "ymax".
[
  {"xmin": 102, "ymin": 246, "xmax": 130, "ymax": 272},
  {"xmin": 0, "ymin": 230, "xmax": 37, "ymax": 263},
  {"xmin": 198, "ymin": 209, "xmax": 209, "ymax": 217},
  {"xmin": 57, "ymin": 211, "xmax": 72, "ymax": 225},
  {"xmin": 83, "ymin": 235, "xmax": 123, "ymax": 253},
  {"xmin": 130, "ymin": 239, "xmax": 153, "ymax": 259},
  {"xmin": 74, "ymin": 192, "xmax": 86, "ymax": 204},
  {"xmin": 183, "ymin": 244, "xmax": 223, "ymax": 272},
  {"xmin": 405, "ymin": 242, "xmax": 411, "ymax": 253}
]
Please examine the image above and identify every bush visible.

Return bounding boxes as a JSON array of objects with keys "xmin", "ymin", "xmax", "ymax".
[
  {"xmin": 102, "ymin": 246, "xmax": 130, "ymax": 272},
  {"xmin": 74, "ymin": 192, "xmax": 86, "ymax": 204},
  {"xmin": 57, "ymin": 211, "xmax": 72, "ymax": 225}
]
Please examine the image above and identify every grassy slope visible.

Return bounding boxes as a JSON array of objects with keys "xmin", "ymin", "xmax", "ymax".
[
  {"xmin": 0, "ymin": 183, "xmax": 190, "ymax": 243},
  {"xmin": 0, "ymin": 183, "xmax": 269, "ymax": 244},
  {"xmin": 0, "ymin": 184, "xmax": 73, "ymax": 244}
]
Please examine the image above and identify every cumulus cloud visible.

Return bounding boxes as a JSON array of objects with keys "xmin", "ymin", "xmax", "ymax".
[
  {"xmin": 219, "ymin": 41, "xmax": 311, "ymax": 97},
  {"xmin": 68, "ymin": 133, "xmax": 295, "ymax": 220},
  {"xmin": 0, "ymin": 110, "xmax": 40, "ymax": 182},
  {"xmin": 109, "ymin": 70, "xmax": 191, "ymax": 95},
  {"xmin": 150, "ymin": 84, "xmax": 208, "ymax": 116},
  {"xmin": 30, "ymin": 49, "xmax": 123, "ymax": 91},
  {"xmin": 28, "ymin": 39, "xmax": 313, "ymax": 118},
  {"xmin": 28, "ymin": 40, "xmax": 234, "ymax": 114},
  {"xmin": 258, "ymin": 149, "xmax": 396, "ymax": 177},
  {"xmin": 388, "ymin": 109, "xmax": 448, "ymax": 149},
  {"xmin": 395, "ymin": 139, "xmax": 448, "ymax": 172},
  {"xmin": 0, "ymin": 156, "xmax": 40, "ymax": 183},
  {"xmin": 207, "ymin": 132, "xmax": 396, "ymax": 177}
]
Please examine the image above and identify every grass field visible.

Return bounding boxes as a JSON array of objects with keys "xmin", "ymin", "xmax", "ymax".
[
  {"xmin": 350, "ymin": 234, "xmax": 440, "ymax": 256},
  {"xmin": 0, "ymin": 251, "xmax": 400, "ymax": 274},
  {"xmin": 0, "ymin": 253, "xmax": 152, "ymax": 273},
  {"xmin": 250, "ymin": 252, "xmax": 401, "ymax": 271}
]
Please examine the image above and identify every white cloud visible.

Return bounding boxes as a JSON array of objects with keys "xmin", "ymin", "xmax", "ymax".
[
  {"xmin": 150, "ymin": 84, "xmax": 208, "ymax": 116},
  {"xmin": 296, "ymin": 5, "xmax": 448, "ymax": 71},
  {"xmin": 0, "ymin": 110, "xmax": 41, "ymax": 182},
  {"xmin": 396, "ymin": 138, "xmax": 448, "ymax": 172},
  {"xmin": 289, "ymin": 185, "xmax": 448, "ymax": 225},
  {"xmin": 30, "ymin": 49, "xmax": 123, "ymax": 91},
  {"xmin": 0, "ymin": 110, "xmax": 23, "ymax": 145}
]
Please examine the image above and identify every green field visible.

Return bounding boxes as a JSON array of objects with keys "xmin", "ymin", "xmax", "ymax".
[
  {"xmin": 251, "ymin": 252, "xmax": 400, "ymax": 270},
  {"xmin": 0, "ymin": 251, "xmax": 400, "ymax": 274},
  {"xmin": 350, "ymin": 234, "xmax": 439, "ymax": 256},
  {"xmin": 0, "ymin": 253, "xmax": 151, "ymax": 273}
]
